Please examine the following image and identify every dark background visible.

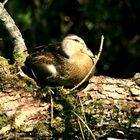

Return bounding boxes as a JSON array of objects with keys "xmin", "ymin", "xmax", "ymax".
[{"xmin": 0, "ymin": 0, "xmax": 140, "ymax": 78}]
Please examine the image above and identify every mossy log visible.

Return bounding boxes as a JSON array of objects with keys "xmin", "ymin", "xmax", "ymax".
[{"xmin": 0, "ymin": 57, "xmax": 139, "ymax": 139}]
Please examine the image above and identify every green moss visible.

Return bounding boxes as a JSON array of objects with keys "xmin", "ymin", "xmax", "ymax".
[
  {"xmin": 0, "ymin": 112, "xmax": 8, "ymax": 129},
  {"xmin": 51, "ymin": 117, "xmax": 65, "ymax": 133},
  {"xmin": 13, "ymin": 51, "xmax": 27, "ymax": 66},
  {"xmin": 0, "ymin": 56, "xmax": 9, "ymax": 65},
  {"xmin": 33, "ymin": 121, "xmax": 52, "ymax": 138},
  {"xmin": 54, "ymin": 103, "xmax": 63, "ymax": 111}
]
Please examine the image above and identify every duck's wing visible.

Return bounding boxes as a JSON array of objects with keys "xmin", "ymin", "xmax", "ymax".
[
  {"xmin": 28, "ymin": 43, "xmax": 69, "ymax": 59},
  {"xmin": 28, "ymin": 43, "xmax": 60, "ymax": 54},
  {"xmin": 24, "ymin": 51, "xmax": 58, "ymax": 83},
  {"xmin": 24, "ymin": 43, "xmax": 68, "ymax": 81}
]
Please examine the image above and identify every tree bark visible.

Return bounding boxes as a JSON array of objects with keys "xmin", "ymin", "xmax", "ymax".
[
  {"xmin": 0, "ymin": 2, "xmax": 28, "ymax": 66},
  {"xmin": 84, "ymin": 74, "xmax": 140, "ymax": 111}
]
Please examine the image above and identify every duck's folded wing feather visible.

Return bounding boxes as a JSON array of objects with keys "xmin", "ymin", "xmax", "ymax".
[
  {"xmin": 25, "ymin": 54, "xmax": 58, "ymax": 80},
  {"xmin": 28, "ymin": 43, "xmax": 70, "ymax": 59},
  {"xmin": 28, "ymin": 43, "xmax": 61, "ymax": 54}
]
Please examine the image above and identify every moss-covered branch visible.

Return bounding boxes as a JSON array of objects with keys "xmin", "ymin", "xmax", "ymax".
[{"xmin": 0, "ymin": 2, "xmax": 28, "ymax": 66}]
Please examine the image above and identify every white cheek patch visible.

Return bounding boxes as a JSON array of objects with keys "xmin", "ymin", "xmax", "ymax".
[{"xmin": 46, "ymin": 64, "xmax": 57, "ymax": 76}]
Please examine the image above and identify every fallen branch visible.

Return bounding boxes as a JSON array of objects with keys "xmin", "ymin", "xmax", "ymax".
[{"xmin": 0, "ymin": 64, "xmax": 139, "ymax": 139}]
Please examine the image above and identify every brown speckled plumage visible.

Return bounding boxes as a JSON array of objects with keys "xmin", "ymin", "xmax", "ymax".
[{"xmin": 24, "ymin": 35, "xmax": 95, "ymax": 87}]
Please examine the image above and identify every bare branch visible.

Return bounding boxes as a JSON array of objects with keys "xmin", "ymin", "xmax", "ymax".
[
  {"xmin": 2, "ymin": 0, "xmax": 8, "ymax": 5},
  {"xmin": 0, "ymin": 2, "xmax": 28, "ymax": 66}
]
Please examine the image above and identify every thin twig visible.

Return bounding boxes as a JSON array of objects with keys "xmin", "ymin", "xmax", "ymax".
[
  {"xmin": 48, "ymin": 88, "xmax": 55, "ymax": 127},
  {"xmin": 72, "ymin": 111, "xmax": 96, "ymax": 140},
  {"xmin": 79, "ymin": 97, "xmax": 87, "ymax": 123},
  {"xmin": 78, "ymin": 118, "xmax": 85, "ymax": 140},
  {"xmin": 70, "ymin": 35, "xmax": 104, "ymax": 91},
  {"xmin": 50, "ymin": 94, "xmax": 53, "ymax": 127},
  {"xmin": 2, "ymin": 0, "xmax": 8, "ymax": 5}
]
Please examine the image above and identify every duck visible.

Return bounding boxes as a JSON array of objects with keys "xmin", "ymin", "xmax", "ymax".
[{"xmin": 23, "ymin": 34, "xmax": 95, "ymax": 87}]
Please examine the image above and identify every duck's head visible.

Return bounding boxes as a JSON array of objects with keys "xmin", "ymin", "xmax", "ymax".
[{"xmin": 61, "ymin": 34, "xmax": 94, "ymax": 59}]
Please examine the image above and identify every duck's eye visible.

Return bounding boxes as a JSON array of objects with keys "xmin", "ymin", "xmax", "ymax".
[{"xmin": 74, "ymin": 39, "xmax": 80, "ymax": 42}]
